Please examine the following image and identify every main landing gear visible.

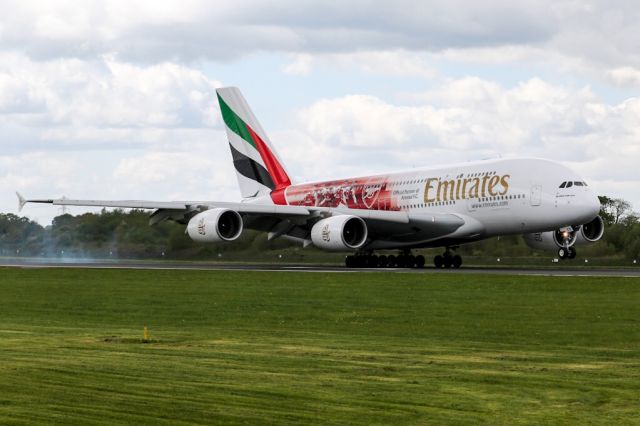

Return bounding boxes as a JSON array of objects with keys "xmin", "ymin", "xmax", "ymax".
[
  {"xmin": 345, "ymin": 251, "xmax": 426, "ymax": 268},
  {"xmin": 558, "ymin": 246, "xmax": 577, "ymax": 260},
  {"xmin": 433, "ymin": 248, "xmax": 462, "ymax": 269}
]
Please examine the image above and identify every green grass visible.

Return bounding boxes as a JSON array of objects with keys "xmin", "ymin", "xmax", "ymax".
[{"xmin": 0, "ymin": 268, "xmax": 639, "ymax": 425}]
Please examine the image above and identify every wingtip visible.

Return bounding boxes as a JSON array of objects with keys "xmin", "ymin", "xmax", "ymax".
[{"xmin": 16, "ymin": 191, "xmax": 26, "ymax": 212}]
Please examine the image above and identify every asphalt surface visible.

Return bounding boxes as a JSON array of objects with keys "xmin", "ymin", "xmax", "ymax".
[{"xmin": 1, "ymin": 259, "xmax": 640, "ymax": 277}]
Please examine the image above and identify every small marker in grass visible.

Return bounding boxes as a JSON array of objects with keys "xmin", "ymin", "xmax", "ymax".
[{"xmin": 143, "ymin": 326, "xmax": 149, "ymax": 343}]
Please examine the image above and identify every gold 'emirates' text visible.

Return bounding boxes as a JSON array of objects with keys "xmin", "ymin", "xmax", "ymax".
[{"xmin": 424, "ymin": 174, "xmax": 511, "ymax": 203}]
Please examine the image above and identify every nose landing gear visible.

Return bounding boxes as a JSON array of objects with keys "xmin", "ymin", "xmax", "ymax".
[
  {"xmin": 434, "ymin": 248, "xmax": 462, "ymax": 269},
  {"xmin": 557, "ymin": 227, "xmax": 578, "ymax": 260}
]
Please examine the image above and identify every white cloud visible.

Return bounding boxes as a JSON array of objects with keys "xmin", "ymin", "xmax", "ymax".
[
  {"xmin": 0, "ymin": 0, "xmax": 638, "ymax": 79},
  {"xmin": 111, "ymin": 146, "xmax": 239, "ymax": 202},
  {"xmin": 282, "ymin": 54, "xmax": 313, "ymax": 76},
  {"xmin": 607, "ymin": 67, "xmax": 640, "ymax": 88},
  {"xmin": 0, "ymin": 52, "xmax": 226, "ymax": 223},
  {"xmin": 283, "ymin": 51, "xmax": 437, "ymax": 78},
  {"xmin": 0, "ymin": 52, "xmax": 221, "ymax": 152}
]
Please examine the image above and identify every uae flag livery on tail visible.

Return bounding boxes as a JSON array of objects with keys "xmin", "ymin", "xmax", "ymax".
[{"xmin": 216, "ymin": 87, "xmax": 292, "ymax": 203}]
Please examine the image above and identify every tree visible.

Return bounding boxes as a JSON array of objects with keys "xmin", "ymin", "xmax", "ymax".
[
  {"xmin": 599, "ymin": 196, "xmax": 633, "ymax": 225},
  {"xmin": 598, "ymin": 196, "xmax": 615, "ymax": 225}
]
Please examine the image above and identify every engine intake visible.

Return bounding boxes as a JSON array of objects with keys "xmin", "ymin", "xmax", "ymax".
[
  {"xmin": 310, "ymin": 215, "xmax": 368, "ymax": 251},
  {"xmin": 187, "ymin": 208, "xmax": 243, "ymax": 243},
  {"xmin": 576, "ymin": 215, "xmax": 604, "ymax": 244}
]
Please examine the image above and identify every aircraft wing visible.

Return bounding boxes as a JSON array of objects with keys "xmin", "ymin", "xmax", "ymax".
[
  {"xmin": 18, "ymin": 193, "xmax": 413, "ymax": 223},
  {"xmin": 18, "ymin": 194, "xmax": 311, "ymax": 216},
  {"xmin": 17, "ymin": 192, "xmax": 468, "ymax": 246}
]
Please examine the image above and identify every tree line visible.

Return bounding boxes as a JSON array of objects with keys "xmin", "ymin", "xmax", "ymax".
[{"xmin": 0, "ymin": 196, "xmax": 638, "ymax": 260}]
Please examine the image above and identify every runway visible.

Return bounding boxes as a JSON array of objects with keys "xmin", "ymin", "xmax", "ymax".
[{"xmin": 1, "ymin": 259, "xmax": 640, "ymax": 277}]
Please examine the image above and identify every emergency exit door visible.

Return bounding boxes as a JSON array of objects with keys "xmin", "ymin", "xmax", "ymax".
[{"xmin": 530, "ymin": 184, "xmax": 542, "ymax": 206}]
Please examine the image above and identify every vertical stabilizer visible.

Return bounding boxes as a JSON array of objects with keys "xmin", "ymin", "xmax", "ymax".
[{"xmin": 216, "ymin": 87, "xmax": 292, "ymax": 200}]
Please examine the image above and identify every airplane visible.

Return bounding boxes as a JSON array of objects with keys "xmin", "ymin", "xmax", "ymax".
[{"xmin": 17, "ymin": 87, "xmax": 604, "ymax": 269}]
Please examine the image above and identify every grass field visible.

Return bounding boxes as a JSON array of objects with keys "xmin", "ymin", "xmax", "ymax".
[{"xmin": 0, "ymin": 268, "xmax": 639, "ymax": 425}]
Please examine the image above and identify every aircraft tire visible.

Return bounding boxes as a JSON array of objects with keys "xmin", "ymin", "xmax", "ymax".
[
  {"xmin": 378, "ymin": 255, "xmax": 388, "ymax": 268},
  {"xmin": 558, "ymin": 248, "xmax": 568, "ymax": 260},
  {"xmin": 415, "ymin": 255, "xmax": 426, "ymax": 268},
  {"xmin": 434, "ymin": 255, "xmax": 444, "ymax": 268},
  {"xmin": 452, "ymin": 255, "xmax": 462, "ymax": 268},
  {"xmin": 568, "ymin": 247, "xmax": 577, "ymax": 259}
]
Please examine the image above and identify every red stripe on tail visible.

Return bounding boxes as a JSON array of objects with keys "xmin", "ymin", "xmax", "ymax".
[{"xmin": 247, "ymin": 126, "xmax": 291, "ymax": 190}]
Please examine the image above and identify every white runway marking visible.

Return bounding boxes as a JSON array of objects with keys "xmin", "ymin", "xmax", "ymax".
[{"xmin": 2, "ymin": 261, "xmax": 639, "ymax": 278}]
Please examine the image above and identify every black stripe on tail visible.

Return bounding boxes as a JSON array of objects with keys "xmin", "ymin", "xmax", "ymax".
[{"xmin": 229, "ymin": 143, "xmax": 275, "ymax": 190}]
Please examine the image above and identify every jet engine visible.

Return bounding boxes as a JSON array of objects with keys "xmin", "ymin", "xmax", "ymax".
[
  {"xmin": 574, "ymin": 215, "xmax": 604, "ymax": 245},
  {"xmin": 310, "ymin": 215, "xmax": 368, "ymax": 251},
  {"xmin": 187, "ymin": 208, "xmax": 243, "ymax": 243},
  {"xmin": 523, "ymin": 228, "xmax": 578, "ymax": 251},
  {"xmin": 523, "ymin": 215, "xmax": 604, "ymax": 250}
]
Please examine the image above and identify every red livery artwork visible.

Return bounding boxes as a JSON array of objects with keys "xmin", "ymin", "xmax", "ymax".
[{"xmin": 284, "ymin": 176, "xmax": 400, "ymax": 211}]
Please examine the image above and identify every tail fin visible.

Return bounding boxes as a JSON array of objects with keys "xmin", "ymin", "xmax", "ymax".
[{"xmin": 216, "ymin": 87, "xmax": 292, "ymax": 200}]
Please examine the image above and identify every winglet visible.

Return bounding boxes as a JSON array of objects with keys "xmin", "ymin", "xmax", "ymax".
[{"xmin": 16, "ymin": 192, "xmax": 26, "ymax": 212}]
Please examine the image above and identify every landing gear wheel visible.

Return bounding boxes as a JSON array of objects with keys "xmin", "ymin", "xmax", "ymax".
[
  {"xmin": 406, "ymin": 255, "xmax": 416, "ymax": 268},
  {"xmin": 415, "ymin": 255, "xmax": 426, "ymax": 268},
  {"xmin": 368, "ymin": 255, "xmax": 379, "ymax": 268},
  {"xmin": 434, "ymin": 255, "xmax": 444, "ymax": 268},
  {"xmin": 452, "ymin": 255, "xmax": 462, "ymax": 269},
  {"xmin": 443, "ymin": 256, "xmax": 453, "ymax": 268},
  {"xmin": 568, "ymin": 247, "xmax": 577, "ymax": 259},
  {"xmin": 558, "ymin": 247, "xmax": 568, "ymax": 260},
  {"xmin": 378, "ymin": 255, "xmax": 388, "ymax": 268}
]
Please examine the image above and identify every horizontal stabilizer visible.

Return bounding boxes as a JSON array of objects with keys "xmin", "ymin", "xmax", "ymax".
[{"xmin": 16, "ymin": 192, "xmax": 26, "ymax": 212}]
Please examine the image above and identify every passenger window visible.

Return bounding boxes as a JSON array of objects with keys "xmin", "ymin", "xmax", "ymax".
[
  {"xmin": 566, "ymin": 182, "xmax": 573, "ymax": 188},
  {"xmin": 559, "ymin": 182, "xmax": 566, "ymax": 188}
]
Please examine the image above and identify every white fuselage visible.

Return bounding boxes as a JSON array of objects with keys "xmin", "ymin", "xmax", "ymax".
[{"xmin": 279, "ymin": 157, "xmax": 600, "ymax": 248}]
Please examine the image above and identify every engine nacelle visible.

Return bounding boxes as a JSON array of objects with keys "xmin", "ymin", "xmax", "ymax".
[
  {"xmin": 310, "ymin": 215, "xmax": 368, "ymax": 251},
  {"xmin": 187, "ymin": 208, "xmax": 243, "ymax": 243},
  {"xmin": 523, "ymin": 228, "xmax": 578, "ymax": 251},
  {"xmin": 523, "ymin": 215, "xmax": 605, "ymax": 250},
  {"xmin": 575, "ymin": 215, "xmax": 604, "ymax": 245}
]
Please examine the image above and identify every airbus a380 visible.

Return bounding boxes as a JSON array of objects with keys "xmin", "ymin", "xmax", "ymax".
[{"xmin": 18, "ymin": 87, "xmax": 604, "ymax": 268}]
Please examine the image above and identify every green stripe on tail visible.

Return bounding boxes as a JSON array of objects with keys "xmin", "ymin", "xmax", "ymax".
[{"xmin": 217, "ymin": 93, "xmax": 256, "ymax": 150}]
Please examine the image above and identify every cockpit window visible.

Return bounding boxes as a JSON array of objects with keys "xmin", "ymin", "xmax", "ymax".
[
  {"xmin": 566, "ymin": 181, "xmax": 573, "ymax": 188},
  {"xmin": 559, "ymin": 181, "xmax": 567, "ymax": 188},
  {"xmin": 574, "ymin": 181, "xmax": 584, "ymax": 186}
]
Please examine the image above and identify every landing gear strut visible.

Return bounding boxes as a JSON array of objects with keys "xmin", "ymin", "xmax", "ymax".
[
  {"xmin": 434, "ymin": 248, "xmax": 462, "ymax": 269},
  {"xmin": 345, "ymin": 250, "xmax": 426, "ymax": 269}
]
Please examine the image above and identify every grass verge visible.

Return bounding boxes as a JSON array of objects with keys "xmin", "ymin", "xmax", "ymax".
[{"xmin": 0, "ymin": 268, "xmax": 639, "ymax": 424}]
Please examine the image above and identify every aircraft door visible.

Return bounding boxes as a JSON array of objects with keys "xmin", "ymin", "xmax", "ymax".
[{"xmin": 530, "ymin": 184, "xmax": 542, "ymax": 206}]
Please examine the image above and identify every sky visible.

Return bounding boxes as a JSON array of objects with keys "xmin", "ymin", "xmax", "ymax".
[{"xmin": 1, "ymin": 0, "xmax": 639, "ymax": 224}]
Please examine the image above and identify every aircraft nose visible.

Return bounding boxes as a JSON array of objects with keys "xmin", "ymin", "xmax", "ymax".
[{"xmin": 586, "ymin": 191, "xmax": 601, "ymax": 218}]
